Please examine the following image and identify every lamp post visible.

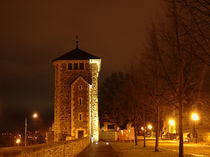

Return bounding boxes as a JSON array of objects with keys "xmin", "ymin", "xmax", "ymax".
[
  {"xmin": 25, "ymin": 117, "xmax": 27, "ymax": 146},
  {"xmin": 191, "ymin": 113, "xmax": 199, "ymax": 143},
  {"xmin": 25, "ymin": 113, "xmax": 38, "ymax": 146},
  {"xmin": 168, "ymin": 119, "xmax": 175, "ymax": 140},
  {"xmin": 169, "ymin": 119, "xmax": 175, "ymax": 133}
]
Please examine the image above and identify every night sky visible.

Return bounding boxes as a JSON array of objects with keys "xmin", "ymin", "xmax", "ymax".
[{"xmin": 0, "ymin": 0, "xmax": 163, "ymax": 131}]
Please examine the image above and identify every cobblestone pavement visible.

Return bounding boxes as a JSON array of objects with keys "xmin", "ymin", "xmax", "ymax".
[{"xmin": 76, "ymin": 142, "xmax": 120, "ymax": 157}]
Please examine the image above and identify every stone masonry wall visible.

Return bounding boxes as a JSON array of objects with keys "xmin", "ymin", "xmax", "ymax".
[
  {"xmin": 90, "ymin": 62, "xmax": 99, "ymax": 142},
  {"xmin": 1, "ymin": 137, "xmax": 90, "ymax": 157},
  {"xmin": 53, "ymin": 60, "xmax": 91, "ymax": 141},
  {"xmin": 99, "ymin": 131, "xmax": 117, "ymax": 142},
  {"xmin": 71, "ymin": 77, "xmax": 89, "ymax": 138}
]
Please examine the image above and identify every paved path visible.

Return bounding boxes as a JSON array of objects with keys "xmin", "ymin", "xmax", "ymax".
[{"xmin": 76, "ymin": 142, "xmax": 120, "ymax": 157}]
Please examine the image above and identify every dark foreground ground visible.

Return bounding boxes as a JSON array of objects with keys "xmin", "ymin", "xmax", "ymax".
[
  {"xmin": 76, "ymin": 141, "xmax": 119, "ymax": 157},
  {"xmin": 111, "ymin": 140, "xmax": 210, "ymax": 157},
  {"xmin": 1, "ymin": 140, "xmax": 210, "ymax": 157}
]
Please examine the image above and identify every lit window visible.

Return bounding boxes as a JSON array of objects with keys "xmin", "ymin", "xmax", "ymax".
[
  {"xmin": 80, "ymin": 63, "xmax": 84, "ymax": 70},
  {"xmin": 68, "ymin": 63, "xmax": 72, "ymax": 70},
  {"xmin": 74, "ymin": 63, "xmax": 78, "ymax": 70}
]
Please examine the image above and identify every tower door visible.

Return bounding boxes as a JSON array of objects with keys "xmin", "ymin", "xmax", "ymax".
[{"xmin": 78, "ymin": 130, "xmax": 84, "ymax": 138}]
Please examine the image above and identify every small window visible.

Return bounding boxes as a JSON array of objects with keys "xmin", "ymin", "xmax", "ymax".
[
  {"xmin": 79, "ymin": 85, "xmax": 82, "ymax": 90},
  {"xmin": 68, "ymin": 63, "xmax": 72, "ymax": 70},
  {"xmin": 80, "ymin": 63, "xmax": 84, "ymax": 70},
  {"xmin": 74, "ymin": 63, "xmax": 78, "ymax": 70},
  {"xmin": 79, "ymin": 113, "xmax": 83, "ymax": 121},
  {"xmin": 108, "ymin": 125, "xmax": 115, "ymax": 129},
  {"xmin": 78, "ymin": 98, "xmax": 82, "ymax": 105}
]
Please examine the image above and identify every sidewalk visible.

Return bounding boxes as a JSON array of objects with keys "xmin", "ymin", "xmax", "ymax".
[{"xmin": 76, "ymin": 142, "xmax": 119, "ymax": 157}]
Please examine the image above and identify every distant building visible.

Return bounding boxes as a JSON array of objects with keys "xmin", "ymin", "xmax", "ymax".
[
  {"xmin": 0, "ymin": 132, "xmax": 15, "ymax": 147},
  {"xmin": 102, "ymin": 122, "xmax": 119, "ymax": 132},
  {"xmin": 162, "ymin": 95, "xmax": 210, "ymax": 142},
  {"xmin": 52, "ymin": 40, "xmax": 101, "ymax": 142}
]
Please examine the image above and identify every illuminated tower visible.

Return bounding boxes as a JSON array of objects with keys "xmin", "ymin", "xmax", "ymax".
[{"xmin": 52, "ymin": 41, "xmax": 101, "ymax": 142}]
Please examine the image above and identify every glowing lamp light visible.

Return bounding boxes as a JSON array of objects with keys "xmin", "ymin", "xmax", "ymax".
[
  {"xmin": 121, "ymin": 130, "xmax": 123, "ymax": 134},
  {"xmin": 32, "ymin": 113, "xmax": 38, "ymax": 119},
  {"xmin": 169, "ymin": 119, "xmax": 175, "ymax": 126},
  {"xmin": 148, "ymin": 124, "xmax": 152, "ymax": 130},
  {"xmin": 16, "ymin": 138, "xmax": 21, "ymax": 144},
  {"xmin": 191, "ymin": 113, "xmax": 199, "ymax": 121},
  {"xmin": 141, "ymin": 127, "xmax": 144, "ymax": 131},
  {"xmin": 106, "ymin": 142, "xmax": 109, "ymax": 145}
]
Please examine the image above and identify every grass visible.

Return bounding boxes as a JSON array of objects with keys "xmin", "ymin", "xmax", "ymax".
[{"xmin": 111, "ymin": 142, "xmax": 193, "ymax": 157}]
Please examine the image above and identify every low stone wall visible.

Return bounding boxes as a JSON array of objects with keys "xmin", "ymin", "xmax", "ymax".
[
  {"xmin": 99, "ymin": 131, "xmax": 118, "ymax": 142},
  {"xmin": 0, "ymin": 137, "xmax": 89, "ymax": 157}
]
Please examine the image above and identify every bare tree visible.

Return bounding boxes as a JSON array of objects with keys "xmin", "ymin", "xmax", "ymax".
[
  {"xmin": 99, "ymin": 72, "xmax": 128, "ymax": 127},
  {"xmin": 177, "ymin": 0, "xmax": 210, "ymax": 65},
  {"xmin": 141, "ymin": 0, "xmax": 206, "ymax": 156},
  {"xmin": 122, "ymin": 72, "xmax": 144, "ymax": 146},
  {"xmin": 142, "ymin": 24, "xmax": 168, "ymax": 152}
]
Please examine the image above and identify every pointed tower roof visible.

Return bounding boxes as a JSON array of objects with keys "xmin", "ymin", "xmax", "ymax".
[
  {"xmin": 53, "ymin": 48, "xmax": 100, "ymax": 61},
  {"xmin": 53, "ymin": 38, "xmax": 100, "ymax": 61}
]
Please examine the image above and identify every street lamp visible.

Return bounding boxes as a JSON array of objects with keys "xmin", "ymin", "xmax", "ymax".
[
  {"xmin": 169, "ymin": 119, "xmax": 175, "ymax": 134},
  {"xmin": 25, "ymin": 113, "xmax": 38, "ymax": 146},
  {"xmin": 169, "ymin": 119, "xmax": 175, "ymax": 126},
  {"xmin": 191, "ymin": 113, "xmax": 199, "ymax": 121},
  {"xmin": 147, "ymin": 124, "xmax": 153, "ymax": 137},
  {"xmin": 191, "ymin": 113, "xmax": 199, "ymax": 143},
  {"xmin": 16, "ymin": 138, "xmax": 21, "ymax": 145},
  {"xmin": 148, "ymin": 124, "xmax": 152, "ymax": 130},
  {"xmin": 33, "ymin": 113, "xmax": 38, "ymax": 118}
]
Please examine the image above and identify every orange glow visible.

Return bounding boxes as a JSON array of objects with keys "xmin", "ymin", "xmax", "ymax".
[
  {"xmin": 148, "ymin": 124, "xmax": 152, "ymax": 130},
  {"xmin": 16, "ymin": 138, "xmax": 21, "ymax": 144},
  {"xmin": 121, "ymin": 130, "xmax": 123, "ymax": 134},
  {"xmin": 191, "ymin": 113, "xmax": 199, "ymax": 121},
  {"xmin": 32, "ymin": 113, "xmax": 38, "ymax": 118},
  {"xmin": 169, "ymin": 119, "xmax": 175, "ymax": 126}
]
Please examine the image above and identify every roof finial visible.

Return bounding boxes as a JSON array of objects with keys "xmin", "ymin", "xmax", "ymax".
[{"xmin": 76, "ymin": 35, "xmax": 79, "ymax": 48}]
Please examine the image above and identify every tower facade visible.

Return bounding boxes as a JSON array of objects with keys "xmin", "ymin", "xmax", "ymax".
[{"xmin": 52, "ymin": 46, "xmax": 101, "ymax": 142}]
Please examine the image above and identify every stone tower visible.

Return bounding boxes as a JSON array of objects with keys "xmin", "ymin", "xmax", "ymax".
[{"xmin": 52, "ymin": 42, "xmax": 101, "ymax": 142}]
